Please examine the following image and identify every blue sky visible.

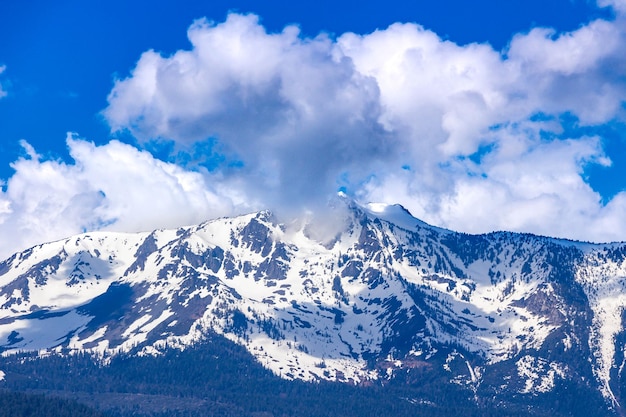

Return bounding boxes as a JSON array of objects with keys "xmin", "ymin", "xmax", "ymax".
[{"xmin": 0, "ymin": 0, "xmax": 625, "ymax": 258}]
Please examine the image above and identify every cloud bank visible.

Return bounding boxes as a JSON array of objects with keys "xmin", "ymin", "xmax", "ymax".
[
  {"xmin": 2, "ymin": 5, "xmax": 626, "ymax": 258},
  {"xmin": 103, "ymin": 11, "xmax": 626, "ymax": 239},
  {"xmin": 0, "ymin": 135, "xmax": 247, "ymax": 259}
]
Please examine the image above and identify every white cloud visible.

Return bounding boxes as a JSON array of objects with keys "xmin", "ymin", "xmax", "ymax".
[
  {"xmin": 0, "ymin": 134, "xmax": 249, "ymax": 260},
  {"xmin": 104, "ymin": 13, "xmax": 392, "ymax": 212},
  {"xmin": 341, "ymin": 11, "xmax": 626, "ymax": 241},
  {"xmin": 99, "ymin": 9, "xmax": 626, "ymax": 244},
  {"xmin": 505, "ymin": 19, "xmax": 626, "ymax": 124},
  {"xmin": 18, "ymin": 139, "xmax": 40, "ymax": 160},
  {"xmin": 507, "ymin": 20, "xmax": 620, "ymax": 76}
]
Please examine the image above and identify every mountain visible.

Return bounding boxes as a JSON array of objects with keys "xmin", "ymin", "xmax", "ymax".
[{"xmin": 1, "ymin": 196, "xmax": 626, "ymax": 415}]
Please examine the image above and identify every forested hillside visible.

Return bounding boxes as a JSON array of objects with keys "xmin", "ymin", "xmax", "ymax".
[
  {"xmin": 0, "ymin": 391, "xmax": 105, "ymax": 417},
  {"xmin": 0, "ymin": 333, "xmax": 605, "ymax": 417}
]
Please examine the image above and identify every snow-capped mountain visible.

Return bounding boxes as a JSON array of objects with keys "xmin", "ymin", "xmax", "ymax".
[{"xmin": 2, "ymin": 196, "xmax": 626, "ymax": 412}]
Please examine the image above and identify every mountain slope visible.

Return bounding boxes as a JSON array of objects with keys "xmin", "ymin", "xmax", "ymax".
[{"xmin": 1, "ymin": 197, "xmax": 626, "ymax": 414}]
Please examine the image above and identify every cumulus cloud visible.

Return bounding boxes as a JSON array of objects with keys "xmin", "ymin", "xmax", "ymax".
[
  {"xmin": 338, "ymin": 12, "xmax": 626, "ymax": 241},
  {"xmin": 104, "ymin": 14, "xmax": 393, "ymax": 212},
  {"xmin": 0, "ymin": 134, "xmax": 249, "ymax": 260},
  {"xmin": 100, "ymin": 8, "xmax": 626, "ymax": 243}
]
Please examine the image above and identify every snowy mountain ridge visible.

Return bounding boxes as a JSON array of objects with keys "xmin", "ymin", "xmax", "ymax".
[{"xmin": 1, "ymin": 197, "xmax": 626, "ymax": 411}]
